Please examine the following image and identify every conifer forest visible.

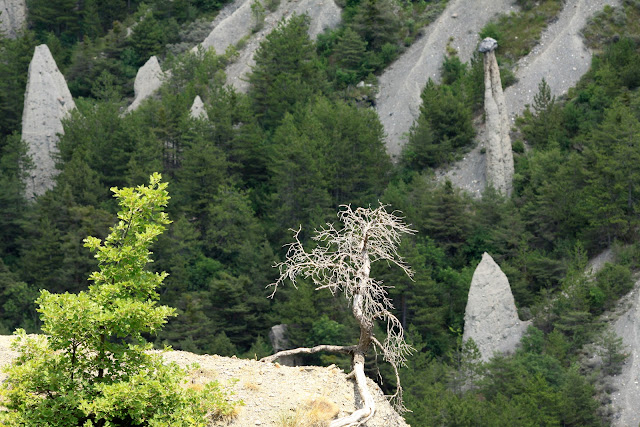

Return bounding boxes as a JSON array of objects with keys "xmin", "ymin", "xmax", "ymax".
[{"xmin": 2, "ymin": 0, "xmax": 640, "ymax": 424}]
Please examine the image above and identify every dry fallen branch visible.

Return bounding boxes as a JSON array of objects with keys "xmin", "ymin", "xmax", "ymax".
[{"xmin": 261, "ymin": 204, "xmax": 415, "ymax": 426}]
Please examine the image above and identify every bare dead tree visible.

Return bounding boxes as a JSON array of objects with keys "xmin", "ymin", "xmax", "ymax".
[{"xmin": 260, "ymin": 204, "xmax": 415, "ymax": 426}]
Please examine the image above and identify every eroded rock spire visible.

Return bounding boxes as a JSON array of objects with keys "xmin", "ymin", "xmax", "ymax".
[
  {"xmin": 479, "ymin": 37, "xmax": 514, "ymax": 196},
  {"xmin": 463, "ymin": 252, "xmax": 530, "ymax": 361},
  {"xmin": 126, "ymin": 56, "xmax": 165, "ymax": 113},
  {"xmin": 22, "ymin": 44, "xmax": 75, "ymax": 199},
  {"xmin": 189, "ymin": 95, "xmax": 208, "ymax": 120}
]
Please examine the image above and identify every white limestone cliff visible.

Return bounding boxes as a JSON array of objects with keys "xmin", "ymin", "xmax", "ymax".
[
  {"xmin": 0, "ymin": 0, "xmax": 26, "ymax": 38},
  {"xmin": 22, "ymin": 44, "xmax": 76, "ymax": 199},
  {"xmin": 126, "ymin": 56, "xmax": 165, "ymax": 113},
  {"xmin": 463, "ymin": 252, "xmax": 530, "ymax": 361},
  {"xmin": 479, "ymin": 38, "xmax": 514, "ymax": 196},
  {"xmin": 189, "ymin": 95, "xmax": 208, "ymax": 120}
]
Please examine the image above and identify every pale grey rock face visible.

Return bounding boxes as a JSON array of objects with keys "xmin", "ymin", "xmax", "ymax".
[
  {"xmin": 463, "ymin": 253, "xmax": 530, "ymax": 361},
  {"xmin": 195, "ymin": 0, "xmax": 253, "ymax": 55},
  {"xmin": 195, "ymin": 0, "xmax": 341, "ymax": 58},
  {"xmin": 189, "ymin": 95, "xmax": 208, "ymax": 120},
  {"xmin": 126, "ymin": 56, "xmax": 165, "ymax": 112},
  {"xmin": 268, "ymin": 324, "xmax": 300, "ymax": 366},
  {"xmin": 22, "ymin": 44, "xmax": 76, "ymax": 199},
  {"xmin": 482, "ymin": 43, "xmax": 514, "ymax": 196},
  {"xmin": 0, "ymin": 0, "xmax": 26, "ymax": 38},
  {"xmin": 293, "ymin": 0, "xmax": 341, "ymax": 39},
  {"xmin": 268, "ymin": 324, "xmax": 290, "ymax": 353}
]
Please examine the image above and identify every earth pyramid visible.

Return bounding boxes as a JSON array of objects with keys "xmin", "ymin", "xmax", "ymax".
[
  {"xmin": 463, "ymin": 252, "xmax": 530, "ymax": 361},
  {"xmin": 479, "ymin": 37, "xmax": 514, "ymax": 196},
  {"xmin": 22, "ymin": 44, "xmax": 76, "ymax": 198}
]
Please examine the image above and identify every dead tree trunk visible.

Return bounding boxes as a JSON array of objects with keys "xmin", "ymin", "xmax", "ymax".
[{"xmin": 260, "ymin": 205, "xmax": 415, "ymax": 426}]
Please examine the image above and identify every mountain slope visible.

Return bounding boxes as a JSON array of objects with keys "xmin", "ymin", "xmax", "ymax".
[
  {"xmin": 375, "ymin": 0, "xmax": 516, "ymax": 158},
  {"xmin": 436, "ymin": 0, "xmax": 621, "ymax": 195}
]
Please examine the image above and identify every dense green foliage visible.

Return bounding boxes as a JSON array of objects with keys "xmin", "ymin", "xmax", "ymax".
[
  {"xmin": 1, "ymin": 174, "xmax": 238, "ymax": 425},
  {"xmin": 400, "ymin": 60, "xmax": 479, "ymax": 170},
  {"xmin": 1, "ymin": 0, "xmax": 640, "ymax": 425},
  {"xmin": 480, "ymin": 0, "xmax": 564, "ymax": 71}
]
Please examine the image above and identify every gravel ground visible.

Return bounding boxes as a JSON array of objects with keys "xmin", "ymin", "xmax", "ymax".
[
  {"xmin": 375, "ymin": 0, "xmax": 517, "ymax": 159},
  {"xmin": 0, "ymin": 336, "xmax": 407, "ymax": 426},
  {"xmin": 0, "ymin": 335, "xmax": 20, "ymax": 384},
  {"xmin": 586, "ymin": 248, "xmax": 614, "ymax": 275}
]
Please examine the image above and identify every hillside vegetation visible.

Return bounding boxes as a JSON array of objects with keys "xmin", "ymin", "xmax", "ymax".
[{"xmin": 1, "ymin": 0, "xmax": 640, "ymax": 424}]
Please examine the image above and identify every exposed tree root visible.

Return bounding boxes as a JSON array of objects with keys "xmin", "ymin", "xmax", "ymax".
[
  {"xmin": 261, "ymin": 346, "xmax": 375, "ymax": 426},
  {"xmin": 259, "ymin": 344, "xmax": 356, "ymax": 364},
  {"xmin": 329, "ymin": 354, "xmax": 375, "ymax": 427}
]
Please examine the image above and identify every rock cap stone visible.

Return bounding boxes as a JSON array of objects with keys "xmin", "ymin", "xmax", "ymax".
[{"xmin": 478, "ymin": 37, "xmax": 498, "ymax": 53}]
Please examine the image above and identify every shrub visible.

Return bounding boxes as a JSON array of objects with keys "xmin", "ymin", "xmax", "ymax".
[
  {"xmin": 0, "ymin": 174, "xmax": 238, "ymax": 426},
  {"xmin": 596, "ymin": 263, "xmax": 633, "ymax": 301}
]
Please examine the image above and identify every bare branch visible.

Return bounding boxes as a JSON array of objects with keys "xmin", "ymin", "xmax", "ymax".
[
  {"xmin": 259, "ymin": 344, "xmax": 357, "ymax": 363},
  {"xmin": 372, "ymin": 336, "xmax": 408, "ymax": 414}
]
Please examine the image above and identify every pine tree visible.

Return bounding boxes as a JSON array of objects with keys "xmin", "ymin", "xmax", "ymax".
[
  {"xmin": 332, "ymin": 28, "xmax": 367, "ymax": 84},
  {"xmin": 129, "ymin": 11, "xmax": 167, "ymax": 65},
  {"xmin": 582, "ymin": 102, "xmax": 640, "ymax": 245},
  {"xmin": 248, "ymin": 14, "xmax": 326, "ymax": 130},
  {"xmin": 0, "ymin": 134, "xmax": 30, "ymax": 261},
  {"xmin": 299, "ymin": 97, "xmax": 391, "ymax": 207},
  {"xmin": 82, "ymin": 0, "xmax": 103, "ymax": 39},
  {"xmin": 520, "ymin": 78, "xmax": 564, "ymax": 147},
  {"xmin": 351, "ymin": 0, "xmax": 399, "ymax": 51},
  {"xmin": 267, "ymin": 113, "xmax": 332, "ymax": 242},
  {"xmin": 0, "ymin": 31, "xmax": 37, "ymax": 139},
  {"xmin": 28, "ymin": 0, "xmax": 80, "ymax": 39}
]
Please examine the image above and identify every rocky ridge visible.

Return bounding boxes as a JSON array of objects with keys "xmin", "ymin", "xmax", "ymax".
[
  {"xmin": 463, "ymin": 252, "xmax": 530, "ymax": 362},
  {"xmin": 193, "ymin": 0, "xmax": 253, "ymax": 56},
  {"xmin": 503, "ymin": 0, "xmax": 621, "ymax": 121},
  {"xmin": 0, "ymin": 335, "xmax": 408, "ymax": 427},
  {"xmin": 0, "ymin": 0, "xmax": 26, "ymax": 38},
  {"xmin": 479, "ymin": 38, "xmax": 514, "ymax": 196},
  {"xmin": 126, "ymin": 56, "xmax": 166, "ymax": 113},
  {"xmin": 22, "ymin": 44, "xmax": 76, "ymax": 199},
  {"xmin": 610, "ymin": 279, "xmax": 640, "ymax": 426}
]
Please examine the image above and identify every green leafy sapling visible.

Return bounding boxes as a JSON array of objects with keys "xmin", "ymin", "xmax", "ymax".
[{"xmin": 1, "ymin": 173, "xmax": 237, "ymax": 426}]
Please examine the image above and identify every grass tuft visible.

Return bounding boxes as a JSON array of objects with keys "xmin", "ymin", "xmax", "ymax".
[{"xmin": 277, "ymin": 397, "xmax": 340, "ymax": 427}]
